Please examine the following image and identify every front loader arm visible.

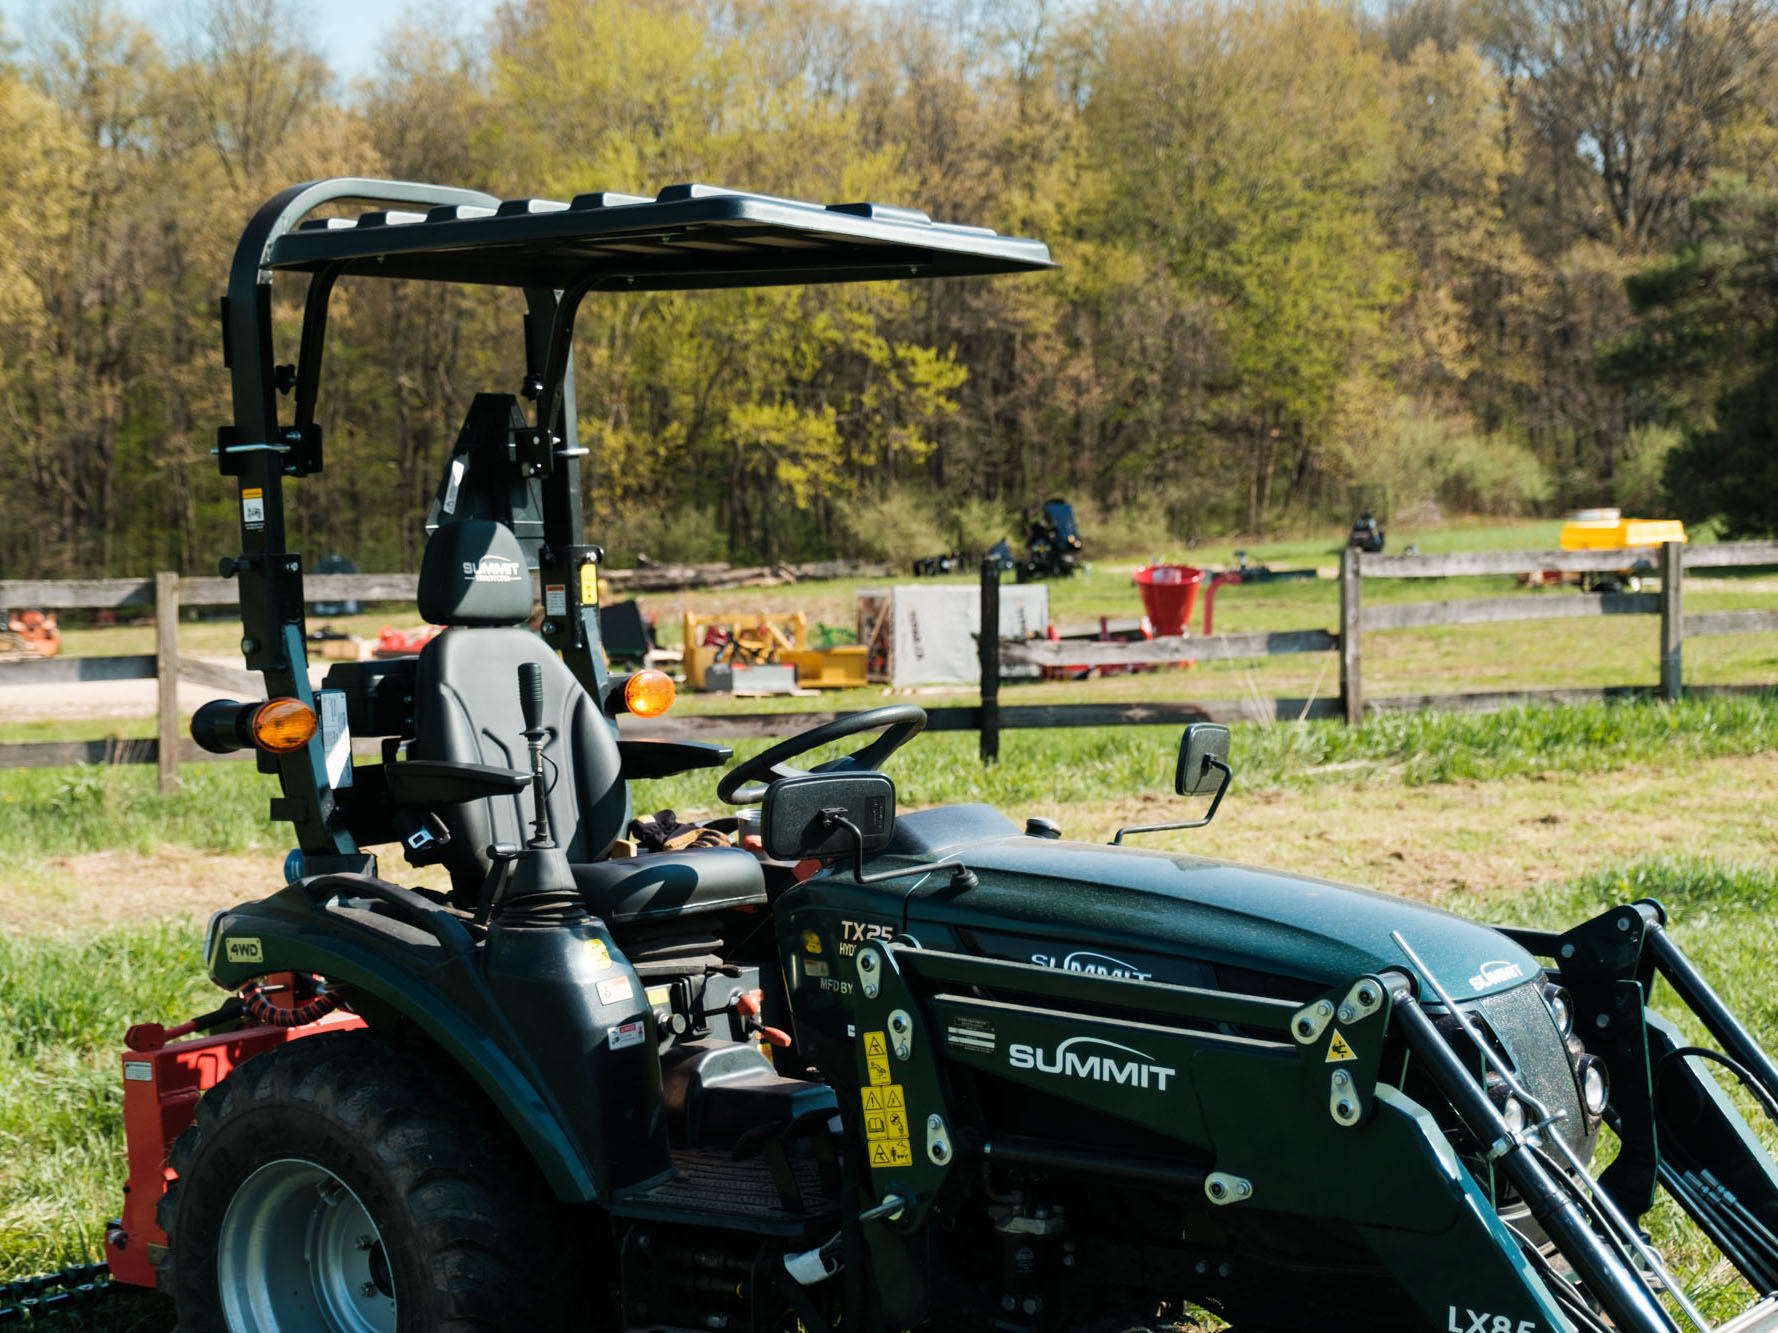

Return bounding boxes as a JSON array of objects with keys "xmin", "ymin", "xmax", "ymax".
[{"xmin": 1551, "ymin": 902, "xmax": 1778, "ymax": 1296}]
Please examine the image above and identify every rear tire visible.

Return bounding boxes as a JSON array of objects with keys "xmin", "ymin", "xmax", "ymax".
[{"xmin": 159, "ymin": 1030, "xmax": 577, "ymax": 1332}]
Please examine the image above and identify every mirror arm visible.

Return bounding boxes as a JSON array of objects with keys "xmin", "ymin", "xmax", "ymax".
[
  {"xmin": 820, "ymin": 810, "xmax": 979, "ymax": 891},
  {"xmin": 1111, "ymin": 758, "xmax": 1231, "ymax": 845}
]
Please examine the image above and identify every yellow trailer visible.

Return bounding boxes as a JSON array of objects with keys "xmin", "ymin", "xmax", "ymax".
[{"xmin": 1556, "ymin": 510, "xmax": 1685, "ymax": 591}]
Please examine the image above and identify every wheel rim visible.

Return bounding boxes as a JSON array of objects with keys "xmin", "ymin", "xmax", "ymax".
[{"xmin": 216, "ymin": 1158, "xmax": 397, "ymax": 1333}]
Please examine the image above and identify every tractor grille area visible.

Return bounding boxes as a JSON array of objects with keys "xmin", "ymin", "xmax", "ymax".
[{"xmin": 1469, "ymin": 983, "xmax": 1593, "ymax": 1160}]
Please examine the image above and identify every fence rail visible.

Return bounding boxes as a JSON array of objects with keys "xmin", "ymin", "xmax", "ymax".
[{"xmin": 4, "ymin": 542, "xmax": 1776, "ymax": 780}]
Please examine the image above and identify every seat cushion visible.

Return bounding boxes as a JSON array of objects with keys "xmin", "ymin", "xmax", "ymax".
[{"xmin": 573, "ymin": 848, "xmax": 767, "ymax": 925}]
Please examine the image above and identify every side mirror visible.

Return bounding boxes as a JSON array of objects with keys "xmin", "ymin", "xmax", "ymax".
[
  {"xmin": 1112, "ymin": 722, "xmax": 1234, "ymax": 845},
  {"xmin": 762, "ymin": 772, "xmax": 896, "ymax": 862},
  {"xmin": 761, "ymin": 771, "xmax": 980, "ymax": 892},
  {"xmin": 1176, "ymin": 723, "xmax": 1231, "ymax": 795}
]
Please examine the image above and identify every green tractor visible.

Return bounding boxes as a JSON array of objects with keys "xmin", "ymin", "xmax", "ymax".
[{"xmin": 104, "ymin": 178, "xmax": 1778, "ymax": 1333}]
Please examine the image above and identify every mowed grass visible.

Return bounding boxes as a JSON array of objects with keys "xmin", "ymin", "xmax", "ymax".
[
  {"xmin": 0, "ymin": 925, "xmax": 213, "ymax": 1299},
  {"xmin": 632, "ymin": 692, "xmax": 1778, "ymax": 812},
  {"xmin": 1, "ymin": 691, "xmax": 1775, "ymax": 1325},
  {"xmin": 4, "ymin": 693, "xmax": 1774, "ymax": 855}
]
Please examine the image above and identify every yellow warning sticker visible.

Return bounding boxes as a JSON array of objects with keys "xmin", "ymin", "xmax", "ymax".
[
  {"xmin": 584, "ymin": 938, "xmax": 613, "ymax": 971},
  {"xmin": 863, "ymin": 1082, "xmax": 914, "ymax": 1168},
  {"xmin": 868, "ymin": 1140, "xmax": 914, "ymax": 1169},
  {"xmin": 579, "ymin": 563, "xmax": 598, "ymax": 606},
  {"xmin": 802, "ymin": 930, "xmax": 823, "ymax": 955},
  {"xmin": 862, "ymin": 1031, "xmax": 894, "ymax": 1086},
  {"xmin": 1326, "ymin": 1030, "xmax": 1357, "ymax": 1063}
]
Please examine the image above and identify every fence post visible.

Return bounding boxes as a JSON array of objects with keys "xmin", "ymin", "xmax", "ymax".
[
  {"xmin": 155, "ymin": 571, "xmax": 180, "ymax": 793},
  {"xmin": 1659, "ymin": 540, "xmax": 1684, "ymax": 701},
  {"xmin": 1339, "ymin": 547, "xmax": 1363, "ymax": 726},
  {"xmin": 979, "ymin": 557, "xmax": 1000, "ymax": 765}
]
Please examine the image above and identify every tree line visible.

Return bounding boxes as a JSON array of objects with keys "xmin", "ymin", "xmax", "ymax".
[{"xmin": 1, "ymin": 0, "xmax": 1775, "ymax": 580}]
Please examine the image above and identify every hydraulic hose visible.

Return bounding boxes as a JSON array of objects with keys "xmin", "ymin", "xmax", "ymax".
[{"xmin": 240, "ymin": 977, "xmax": 339, "ymax": 1028}]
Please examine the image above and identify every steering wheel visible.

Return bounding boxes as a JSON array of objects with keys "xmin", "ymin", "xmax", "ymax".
[{"xmin": 717, "ymin": 705, "xmax": 928, "ymax": 805}]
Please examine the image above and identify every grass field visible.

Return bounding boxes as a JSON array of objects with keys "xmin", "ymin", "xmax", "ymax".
[{"xmin": 1, "ymin": 692, "xmax": 1776, "ymax": 1328}]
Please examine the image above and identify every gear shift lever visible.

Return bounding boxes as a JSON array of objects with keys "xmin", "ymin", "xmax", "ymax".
[
  {"xmin": 518, "ymin": 661, "xmax": 552, "ymax": 848},
  {"xmin": 489, "ymin": 661, "xmax": 582, "ymax": 926}
]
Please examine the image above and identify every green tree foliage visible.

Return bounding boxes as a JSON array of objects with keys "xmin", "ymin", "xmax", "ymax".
[
  {"xmin": 1604, "ymin": 180, "xmax": 1778, "ymax": 535},
  {"xmin": 0, "ymin": 0, "xmax": 1774, "ymax": 578}
]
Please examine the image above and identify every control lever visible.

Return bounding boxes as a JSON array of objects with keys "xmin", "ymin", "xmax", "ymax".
[{"xmin": 518, "ymin": 662, "xmax": 553, "ymax": 848}]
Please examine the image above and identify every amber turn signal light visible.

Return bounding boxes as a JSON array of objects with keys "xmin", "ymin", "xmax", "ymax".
[
  {"xmin": 250, "ymin": 698, "xmax": 318, "ymax": 752},
  {"xmin": 190, "ymin": 697, "xmax": 317, "ymax": 755},
  {"xmin": 622, "ymin": 670, "xmax": 676, "ymax": 719}
]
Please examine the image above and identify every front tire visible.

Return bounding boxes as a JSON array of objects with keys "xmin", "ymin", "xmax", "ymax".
[{"xmin": 159, "ymin": 1030, "xmax": 575, "ymax": 1332}]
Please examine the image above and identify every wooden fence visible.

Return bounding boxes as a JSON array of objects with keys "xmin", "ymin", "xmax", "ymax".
[
  {"xmin": 986, "ymin": 539, "xmax": 1778, "ymax": 757},
  {"xmin": 4, "ymin": 541, "xmax": 1777, "ymax": 783}
]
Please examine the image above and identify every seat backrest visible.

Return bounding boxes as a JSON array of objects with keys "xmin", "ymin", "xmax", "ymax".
[{"xmin": 408, "ymin": 520, "xmax": 628, "ymax": 904}]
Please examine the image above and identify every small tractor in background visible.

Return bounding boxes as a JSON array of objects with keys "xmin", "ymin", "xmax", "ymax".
[{"xmin": 914, "ymin": 498, "xmax": 1085, "ymax": 582}]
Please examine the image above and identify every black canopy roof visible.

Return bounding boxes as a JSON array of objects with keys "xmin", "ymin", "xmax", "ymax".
[{"xmin": 268, "ymin": 182, "xmax": 1054, "ymax": 290}]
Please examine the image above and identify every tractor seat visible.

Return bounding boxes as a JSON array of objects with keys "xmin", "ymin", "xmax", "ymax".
[
  {"xmin": 574, "ymin": 849, "xmax": 766, "ymax": 926},
  {"xmin": 409, "ymin": 519, "xmax": 766, "ymax": 924}
]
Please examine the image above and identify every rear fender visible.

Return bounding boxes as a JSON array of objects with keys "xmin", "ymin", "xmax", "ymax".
[{"xmin": 205, "ymin": 877, "xmax": 605, "ymax": 1203}]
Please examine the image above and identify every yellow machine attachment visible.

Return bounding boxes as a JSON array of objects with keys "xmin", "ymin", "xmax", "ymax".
[
  {"xmin": 681, "ymin": 610, "xmax": 868, "ymax": 691},
  {"xmin": 1559, "ymin": 512, "xmax": 1688, "ymax": 551}
]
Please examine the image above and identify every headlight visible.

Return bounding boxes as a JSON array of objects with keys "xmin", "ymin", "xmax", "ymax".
[
  {"xmin": 1501, "ymin": 1096, "xmax": 1527, "ymax": 1135},
  {"xmin": 1541, "ymin": 982, "xmax": 1574, "ymax": 1037},
  {"xmin": 1578, "ymin": 1056, "xmax": 1610, "ymax": 1117}
]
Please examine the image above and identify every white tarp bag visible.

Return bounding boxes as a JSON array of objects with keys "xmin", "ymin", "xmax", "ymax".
[{"xmin": 882, "ymin": 584, "xmax": 1048, "ymax": 686}]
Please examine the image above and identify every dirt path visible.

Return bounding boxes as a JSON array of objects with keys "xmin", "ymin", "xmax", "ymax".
[{"xmin": 10, "ymin": 753, "xmax": 1774, "ymax": 934}]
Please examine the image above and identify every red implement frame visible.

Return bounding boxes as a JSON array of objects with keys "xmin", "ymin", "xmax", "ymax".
[{"xmin": 105, "ymin": 1006, "xmax": 365, "ymax": 1288}]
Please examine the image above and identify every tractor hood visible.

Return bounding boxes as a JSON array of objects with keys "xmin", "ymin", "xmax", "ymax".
[{"xmin": 884, "ymin": 808, "xmax": 1536, "ymax": 1006}]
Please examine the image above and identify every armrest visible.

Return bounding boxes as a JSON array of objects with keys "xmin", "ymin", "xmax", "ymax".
[
  {"xmin": 618, "ymin": 739, "xmax": 733, "ymax": 780},
  {"xmin": 385, "ymin": 759, "xmax": 530, "ymax": 806}
]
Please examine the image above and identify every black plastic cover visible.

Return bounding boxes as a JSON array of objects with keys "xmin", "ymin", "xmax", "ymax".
[
  {"xmin": 761, "ymin": 772, "xmax": 895, "ymax": 862},
  {"xmin": 385, "ymin": 759, "xmax": 531, "ymax": 806},
  {"xmin": 617, "ymin": 739, "xmax": 733, "ymax": 780},
  {"xmin": 418, "ymin": 520, "xmax": 533, "ymax": 626}
]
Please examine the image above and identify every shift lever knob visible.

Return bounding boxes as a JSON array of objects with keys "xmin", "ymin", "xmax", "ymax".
[{"xmin": 518, "ymin": 661, "xmax": 544, "ymax": 734}]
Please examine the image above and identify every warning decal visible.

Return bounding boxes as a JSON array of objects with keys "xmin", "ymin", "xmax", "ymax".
[
  {"xmin": 1326, "ymin": 1030, "xmax": 1357, "ymax": 1063},
  {"xmin": 862, "ymin": 1080, "xmax": 914, "ymax": 1168},
  {"xmin": 863, "ymin": 1030, "xmax": 892, "ymax": 1086},
  {"xmin": 242, "ymin": 487, "xmax": 265, "ymax": 531}
]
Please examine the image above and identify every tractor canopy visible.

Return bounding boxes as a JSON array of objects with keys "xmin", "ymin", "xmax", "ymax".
[{"xmin": 214, "ymin": 178, "xmax": 1053, "ymax": 869}]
